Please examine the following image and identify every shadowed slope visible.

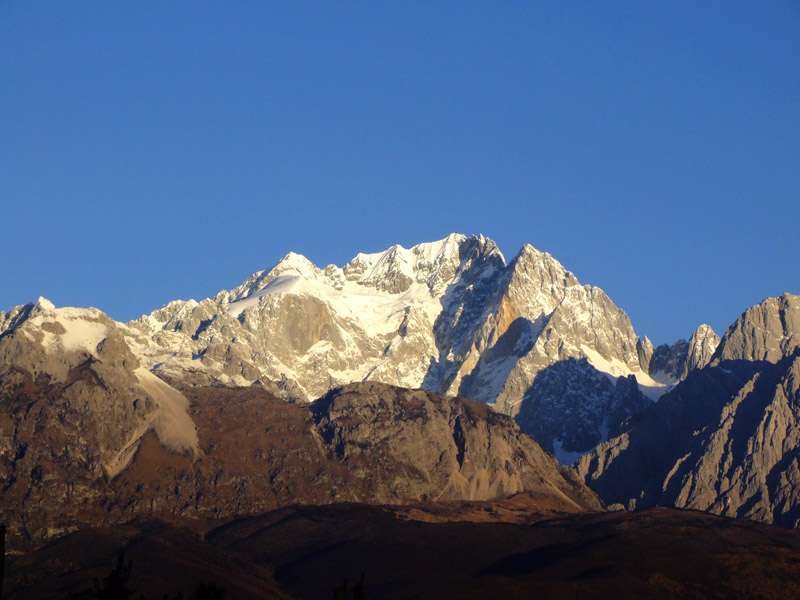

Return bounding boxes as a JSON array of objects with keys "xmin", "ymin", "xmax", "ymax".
[{"xmin": 7, "ymin": 504, "xmax": 800, "ymax": 600}]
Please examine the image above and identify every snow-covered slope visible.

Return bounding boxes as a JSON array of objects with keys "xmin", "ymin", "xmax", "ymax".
[{"xmin": 125, "ymin": 234, "xmax": 675, "ymax": 460}]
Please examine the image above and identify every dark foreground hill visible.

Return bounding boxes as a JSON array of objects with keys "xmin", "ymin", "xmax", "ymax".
[{"xmin": 6, "ymin": 499, "xmax": 800, "ymax": 600}]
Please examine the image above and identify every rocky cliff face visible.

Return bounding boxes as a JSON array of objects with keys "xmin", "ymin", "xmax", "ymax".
[
  {"xmin": 311, "ymin": 382, "xmax": 601, "ymax": 508},
  {"xmin": 126, "ymin": 234, "xmax": 666, "ymax": 459},
  {"xmin": 514, "ymin": 362, "xmax": 650, "ymax": 464},
  {"xmin": 712, "ymin": 293, "xmax": 800, "ymax": 364},
  {"xmin": 576, "ymin": 293, "xmax": 800, "ymax": 526}
]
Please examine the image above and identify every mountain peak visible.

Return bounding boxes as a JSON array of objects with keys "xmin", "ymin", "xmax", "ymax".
[
  {"xmin": 409, "ymin": 232, "xmax": 467, "ymax": 259},
  {"xmin": 685, "ymin": 324, "xmax": 720, "ymax": 373},
  {"xmin": 518, "ymin": 243, "xmax": 546, "ymax": 259},
  {"xmin": 129, "ymin": 234, "xmax": 662, "ymax": 435},
  {"xmin": 274, "ymin": 251, "xmax": 319, "ymax": 276},
  {"xmin": 34, "ymin": 296, "xmax": 56, "ymax": 311},
  {"xmin": 692, "ymin": 323, "xmax": 716, "ymax": 336},
  {"xmin": 713, "ymin": 293, "xmax": 800, "ymax": 364},
  {"xmin": 342, "ymin": 233, "xmax": 488, "ymax": 295},
  {"xmin": 513, "ymin": 243, "xmax": 569, "ymax": 271}
]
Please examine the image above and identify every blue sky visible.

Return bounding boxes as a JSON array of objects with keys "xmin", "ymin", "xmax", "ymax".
[{"xmin": 2, "ymin": 2, "xmax": 798, "ymax": 345}]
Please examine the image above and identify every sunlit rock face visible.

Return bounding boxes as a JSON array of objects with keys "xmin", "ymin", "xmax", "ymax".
[
  {"xmin": 576, "ymin": 293, "xmax": 800, "ymax": 526},
  {"xmin": 310, "ymin": 382, "xmax": 604, "ymax": 509},
  {"xmin": 711, "ymin": 293, "xmax": 800, "ymax": 364}
]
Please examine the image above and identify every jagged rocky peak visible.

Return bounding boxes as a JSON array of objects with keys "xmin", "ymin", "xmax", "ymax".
[
  {"xmin": 503, "ymin": 246, "xmax": 642, "ymax": 374},
  {"xmin": 649, "ymin": 324, "xmax": 720, "ymax": 384},
  {"xmin": 712, "ymin": 292, "xmax": 800, "ymax": 364},
  {"xmin": 686, "ymin": 324, "xmax": 720, "ymax": 369},
  {"xmin": 210, "ymin": 233, "xmax": 501, "ymax": 304},
  {"xmin": 497, "ymin": 244, "xmax": 583, "ymax": 325},
  {"xmin": 510, "ymin": 244, "xmax": 580, "ymax": 292},
  {"xmin": 232, "ymin": 251, "xmax": 329, "ymax": 299},
  {"xmin": 341, "ymin": 233, "xmax": 502, "ymax": 295}
]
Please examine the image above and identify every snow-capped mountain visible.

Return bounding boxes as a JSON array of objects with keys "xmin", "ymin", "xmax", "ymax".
[
  {"xmin": 117, "ymin": 233, "xmax": 677, "ymax": 460},
  {"xmin": 1, "ymin": 234, "xmax": 725, "ymax": 463},
  {"xmin": 129, "ymin": 233, "xmax": 497, "ymax": 399}
]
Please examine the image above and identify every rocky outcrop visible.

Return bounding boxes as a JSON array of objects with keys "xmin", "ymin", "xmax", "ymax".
[
  {"xmin": 576, "ymin": 294, "xmax": 800, "ymax": 526},
  {"xmin": 311, "ymin": 382, "xmax": 602, "ymax": 508},
  {"xmin": 0, "ymin": 300, "xmax": 200, "ymax": 546}
]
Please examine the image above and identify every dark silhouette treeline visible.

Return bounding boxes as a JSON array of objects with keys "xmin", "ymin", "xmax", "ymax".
[{"xmin": 65, "ymin": 553, "xmax": 225, "ymax": 600}]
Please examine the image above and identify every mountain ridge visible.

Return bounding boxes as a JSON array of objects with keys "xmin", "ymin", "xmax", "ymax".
[
  {"xmin": 1, "ymin": 234, "xmax": 725, "ymax": 462},
  {"xmin": 119, "ymin": 233, "xmax": 683, "ymax": 459},
  {"xmin": 576, "ymin": 292, "xmax": 800, "ymax": 526}
]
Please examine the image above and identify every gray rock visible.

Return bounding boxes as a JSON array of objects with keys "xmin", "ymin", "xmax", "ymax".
[{"xmin": 311, "ymin": 381, "xmax": 603, "ymax": 507}]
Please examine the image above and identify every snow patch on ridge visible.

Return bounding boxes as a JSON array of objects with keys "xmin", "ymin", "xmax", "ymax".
[
  {"xmin": 135, "ymin": 367, "xmax": 200, "ymax": 457},
  {"xmin": 25, "ymin": 305, "xmax": 110, "ymax": 356},
  {"xmin": 580, "ymin": 345, "xmax": 668, "ymax": 401},
  {"xmin": 226, "ymin": 270, "xmax": 446, "ymax": 340},
  {"xmin": 552, "ymin": 438, "xmax": 586, "ymax": 466}
]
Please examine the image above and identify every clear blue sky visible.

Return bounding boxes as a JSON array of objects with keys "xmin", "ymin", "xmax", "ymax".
[{"xmin": 2, "ymin": 2, "xmax": 798, "ymax": 345}]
